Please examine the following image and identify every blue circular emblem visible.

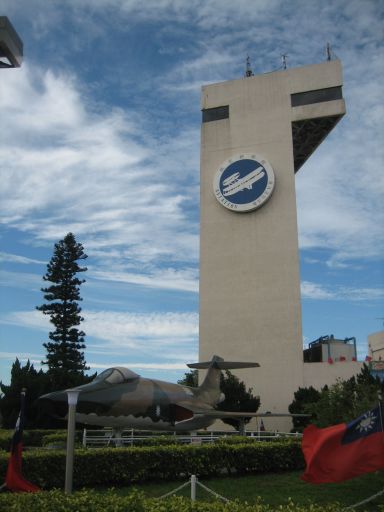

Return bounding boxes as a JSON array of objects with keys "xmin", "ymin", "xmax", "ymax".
[{"xmin": 213, "ymin": 154, "xmax": 275, "ymax": 212}]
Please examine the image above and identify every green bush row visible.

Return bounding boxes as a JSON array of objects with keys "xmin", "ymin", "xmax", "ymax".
[
  {"xmin": 0, "ymin": 430, "xmax": 84, "ymax": 451},
  {"xmin": 0, "ymin": 440, "xmax": 304, "ymax": 489},
  {"xmin": 0, "ymin": 430, "xmax": 63, "ymax": 451},
  {"xmin": 0, "ymin": 488, "xmax": 369, "ymax": 512}
]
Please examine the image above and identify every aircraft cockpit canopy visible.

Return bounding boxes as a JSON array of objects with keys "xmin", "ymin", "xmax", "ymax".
[{"xmin": 94, "ymin": 367, "xmax": 139, "ymax": 385}]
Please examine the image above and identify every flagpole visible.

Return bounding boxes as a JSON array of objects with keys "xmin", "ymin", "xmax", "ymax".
[
  {"xmin": 65, "ymin": 390, "xmax": 80, "ymax": 494},
  {"xmin": 2, "ymin": 388, "xmax": 40, "ymax": 492},
  {"xmin": 378, "ymin": 390, "xmax": 383, "ymax": 432}
]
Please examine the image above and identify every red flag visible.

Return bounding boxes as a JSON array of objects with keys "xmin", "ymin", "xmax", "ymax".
[
  {"xmin": 302, "ymin": 405, "xmax": 384, "ymax": 484},
  {"xmin": 4, "ymin": 390, "xmax": 40, "ymax": 492}
]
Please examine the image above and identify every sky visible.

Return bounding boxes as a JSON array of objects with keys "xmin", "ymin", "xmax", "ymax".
[{"xmin": 0, "ymin": 0, "xmax": 383, "ymax": 387}]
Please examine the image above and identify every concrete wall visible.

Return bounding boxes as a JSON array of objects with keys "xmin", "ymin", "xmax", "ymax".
[{"xmin": 303, "ymin": 361, "xmax": 363, "ymax": 390}]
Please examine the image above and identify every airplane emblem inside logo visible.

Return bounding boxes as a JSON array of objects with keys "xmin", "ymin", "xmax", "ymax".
[{"xmin": 222, "ymin": 166, "xmax": 265, "ymax": 197}]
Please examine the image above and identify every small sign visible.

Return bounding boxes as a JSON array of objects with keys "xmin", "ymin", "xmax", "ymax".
[{"xmin": 213, "ymin": 153, "xmax": 275, "ymax": 212}]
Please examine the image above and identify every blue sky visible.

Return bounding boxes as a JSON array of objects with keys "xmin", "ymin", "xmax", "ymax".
[{"xmin": 1, "ymin": 0, "xmax": 383, "ymax": 386}]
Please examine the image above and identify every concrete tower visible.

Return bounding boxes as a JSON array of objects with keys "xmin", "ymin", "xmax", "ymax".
[{"xmin": 199, "ymin": 60, "xmax": 346, "ymax": 427}]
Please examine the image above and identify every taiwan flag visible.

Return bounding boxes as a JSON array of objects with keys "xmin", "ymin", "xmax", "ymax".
[
  {"xmin": 3, "ymin": 389, "xmax": 40, "ymax": 492},
  {"xmin": 302, "ymin": 404, "xmax": 384, "ymax": 484}
]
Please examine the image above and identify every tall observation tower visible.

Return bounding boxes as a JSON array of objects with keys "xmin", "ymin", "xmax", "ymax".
[{"xmin": 199, "ymin": 60, "xmax": 346, "ymax": 427}]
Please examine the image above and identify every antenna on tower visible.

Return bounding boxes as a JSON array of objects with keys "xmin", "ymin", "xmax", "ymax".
[
  {"xmin": 245, "ymin": 55, "xmax": 254, "ymax": 77},
  {"xmin": 281, "ymin": 53, "xmax": 288, "ymax": 70},
  {"xmin": 326, "ymin": 42, "xmax": 332, "ymax": 61},
  {"xmin": 325, "ymin": 42, "xmax": 339, "ymax": 61}
]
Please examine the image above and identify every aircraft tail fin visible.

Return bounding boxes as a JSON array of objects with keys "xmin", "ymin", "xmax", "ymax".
[{"xmin": 188, "ymin": 355, "xmax": 259, "ymax": 406}]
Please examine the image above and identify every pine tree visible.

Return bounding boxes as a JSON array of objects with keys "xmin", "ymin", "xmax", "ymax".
[{"xmin": 37, "ymin": 233, "xmax": 89, "ymax": 389}]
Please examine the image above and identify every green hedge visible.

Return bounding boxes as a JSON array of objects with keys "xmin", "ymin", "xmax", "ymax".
[
  {"xmin": 0, "ymin": 440, "xmax": 304, "ymax": 489},
  {"xmin": 0, "ymin": 488, "xmax": 370, "ymax": 512},
  {"xmin": 0, "ymin": 430, "xmax": 69, "ymax": 451},
  {"xmin": 41, "ymin": 432, "xmax": 83, "ymax": 448}
]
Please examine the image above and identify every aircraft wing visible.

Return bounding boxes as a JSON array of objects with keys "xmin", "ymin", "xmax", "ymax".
[
  {"xmin": 193, "ymin": 411, "xmax": 309, "ymax": 418},
  {"xmin": 188, "ymin": 361, "xmax": 260, "ymax": 369}
]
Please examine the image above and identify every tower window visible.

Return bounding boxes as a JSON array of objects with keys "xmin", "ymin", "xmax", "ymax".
[
  {"xmin": 202, "ymin": 105, "xmax": 229, "ymax": 123},
  {"xmin": 291, "ymin": 86, "xmax": 342, "ymax": 107}
]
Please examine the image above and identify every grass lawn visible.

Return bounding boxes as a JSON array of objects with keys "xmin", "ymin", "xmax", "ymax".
[{"xmin": 101, "ymin": 471, "xmax": 384, "ymax": 511}]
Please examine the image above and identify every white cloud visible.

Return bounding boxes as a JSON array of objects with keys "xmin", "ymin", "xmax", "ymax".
[
  {"xmin": 83, "ymin": 310, "xmax": 198, "ymax": 347},
  {"xmin": 90, "ymin": 267, "xmax": 198, "ymax": 292},
  {"xmin": 0, "ymin": 63, "xmax": 199, "ymax": 268},
  {"xmin": 87, "ymin": 361, "xmax": 189, "ymax": 371},
  {"xmin": 0, "ymin": 351, "xmax": 193, "ymax": 377},
  {"xmin": 0, "ymin": 351, "xmax": 43, "ymax": 361},
  {"xmin": 301, "ymin": 281, "xmax": 384, "ymax": 302},
  {"xmin": 301, "ymin": 281, "xmax": 335, "ymax": 300},
  {"xmin": 0, "ymin": 310, "xmax": 49, "ymax": 330},
  {"xmin": 0, "ymin": 308, "xmax": 198, "ymax": 351},
  {"xmin": 0, "ymin": 270, "xmax": 42, "ymax": 291},
  {"xmin": 0, "ymin": 252, "xmax": 45, "ymax": 265}
]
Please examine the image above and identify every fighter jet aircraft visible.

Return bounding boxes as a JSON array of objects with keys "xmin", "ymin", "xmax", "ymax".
[{"xmin": 39, "ymin": 355, "xmax": 304, "ymax": 432}]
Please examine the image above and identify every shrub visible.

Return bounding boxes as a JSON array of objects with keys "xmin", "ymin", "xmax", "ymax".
[
  {"xmin": 0, "ymin": 488, "xmax": 367, "ymax": 512},
  {"xmin": 0, "ymin": 440, "xmax": 304, "ymax": 489},
  {"xmin": 0, "ymin": 429, "xmax": 82, "ymax": 451},
  {"xmin": 42, "ymin": 432, "xmax": 82, "ymax": 448},
  {"xmin": 0, "ymin": 430, "xmax": 55, "ymax": 451}
]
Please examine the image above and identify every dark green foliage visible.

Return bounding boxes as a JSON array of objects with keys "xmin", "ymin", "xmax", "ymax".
[
  {"xmin": 288, "ymin": 386, "xmax": 320, "ymax": 432},
  {"xmin": 217, "ymin": 371, "xmax": 260, "ymax": 431},
  {"xmin": 0, "ymin": 441, "xmax": 303, "ymax": 489},
  {"xmin": 36, "ymin": 233, "xmax": 91, "ymax": 389},
  {"xmin": 0, "ymin": 488, "xmax": 356, "ymax": 512},
  {"xmin": 0, "ymin": 430, "xmax": 65, "ymax": 451},
  {"xmin": 289, "ymin": 364, "xmax": 384, "ymax": 429},
  {"xmin": 177, "ymin": 370, "xmax": 198, "ymax": 387},
  {"xmin": 41, "ymin": 431, "xmax": 83, "ymax": 448},
  {"xmin": 0, "ymin": 359, "xmax": 50, "ymax": 429},
  {"xmin": 309, "ymin": 366, "xmax": 384, "ymax": 428}
]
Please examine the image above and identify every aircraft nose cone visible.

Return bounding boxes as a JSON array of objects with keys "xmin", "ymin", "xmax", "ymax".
[{"xmin": 38, "ymin": 390, "xmax": 69, "ymax": 419}]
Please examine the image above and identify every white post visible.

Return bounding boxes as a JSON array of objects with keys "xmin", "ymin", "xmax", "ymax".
[
  {"xmin": 190, "ymin": 474, "xmax": 197, "ymax": 501},
  {"xmin": 65, "ymin": 390, "xmax": 80, "ymax": 494}
]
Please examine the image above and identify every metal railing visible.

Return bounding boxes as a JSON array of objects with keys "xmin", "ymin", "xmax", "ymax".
[{"xmin": 82, "ymin": 428, "xmax": 302, "ymax": 447}]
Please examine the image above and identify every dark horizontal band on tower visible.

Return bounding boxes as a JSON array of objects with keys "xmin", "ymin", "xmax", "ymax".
[
  {"xmin": 202, "ymin": 105, "xmax": 229, "ymax": 123},
  {"xmin": 291, "ymin": 86, "xmax": 342, "ymax": 107}
]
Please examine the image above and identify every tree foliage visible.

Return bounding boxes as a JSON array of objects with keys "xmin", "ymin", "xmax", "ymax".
[
  {"xmin": 37, "ymin": 233, "xmax": 90, "ymax": 389},
  {"xmin": 289, "ymin": 364, "xmax": 384, "ymax": 430},
  {"xmin": 0, "ymin": 358, "xmax": 50, "ymax": 428},
  {"xmin": 288, "ymin": 386, "xmax": 321, "ymax": 432},
  {"xmin": 217, "ymin": 370, "xmax": 260, "ymax": 431},
  {"xmin": 177, "ymin": 370, "xmax": 198, "ymax": 387}
]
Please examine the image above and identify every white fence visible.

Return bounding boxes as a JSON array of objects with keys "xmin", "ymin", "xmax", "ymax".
[{"xmin": 82, "ymin": 428, "xmax": 302, "ymax": 447}]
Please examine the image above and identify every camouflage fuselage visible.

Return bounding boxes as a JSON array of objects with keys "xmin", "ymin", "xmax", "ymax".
[{"xmin": 39, "ymin": 367, "xmax": 218, "ymax": 431}]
